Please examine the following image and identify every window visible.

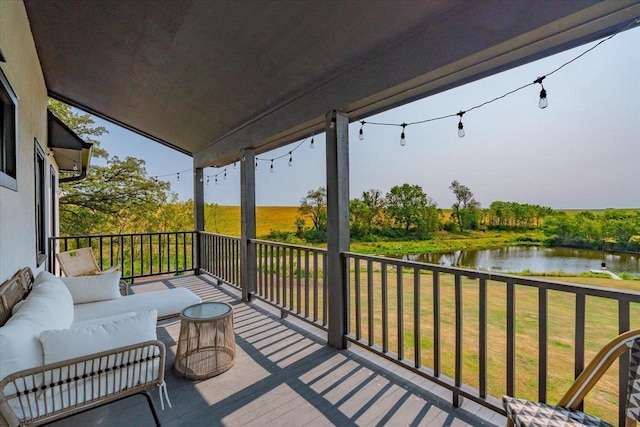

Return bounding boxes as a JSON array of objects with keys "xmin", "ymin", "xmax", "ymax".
[
  {"xmin": 0, "ymin": 68, "xmax": 17, "ymax": 190},
  {"xmin": 35, "ymin": 140, "xmax": 46, "ymax": 266}
]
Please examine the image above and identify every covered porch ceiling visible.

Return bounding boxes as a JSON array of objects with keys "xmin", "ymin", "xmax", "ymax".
[{"xmin": 24, "ymin": 0, "xmax": 640, "ymax": 168}]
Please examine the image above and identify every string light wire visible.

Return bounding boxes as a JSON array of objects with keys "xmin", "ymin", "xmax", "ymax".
[{"xmin": 153, "ymin": 17, "xmax": 638, "ymax": 176}]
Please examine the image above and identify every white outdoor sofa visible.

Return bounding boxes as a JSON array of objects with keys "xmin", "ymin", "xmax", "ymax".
[{"xmin": 0, "ymin": 268, "xmax": 201, "ymax": 426}]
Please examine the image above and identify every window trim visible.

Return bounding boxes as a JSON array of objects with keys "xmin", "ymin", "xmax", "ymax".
[
  {"xmin": 35, "ymin": 140, "xmax": 47, "ymax": 266},
  {"xmin": 0, "ymin": 67, "xmax": 18, "ymax": 191}
]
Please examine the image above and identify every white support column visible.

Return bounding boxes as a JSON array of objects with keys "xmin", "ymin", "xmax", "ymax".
[
  {"xmin": 240, "ymin": 149, "xmax": 257, "ymax": 301},
  {"xmin": 326, "ymin": 110, "xmax": 350, "ymax": 349},
  {"xmin": 194, "ymin": 167, "xmax": 205, "ymax": 275}
]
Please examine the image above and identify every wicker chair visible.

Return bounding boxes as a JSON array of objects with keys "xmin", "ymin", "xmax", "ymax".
[
  {"xmin": 503, "ymin": 329, "xmax": 640, "ymax": 427},
  {"xmin": 56, "ymin": 248, "xmax": 128, "ymax": 295}
]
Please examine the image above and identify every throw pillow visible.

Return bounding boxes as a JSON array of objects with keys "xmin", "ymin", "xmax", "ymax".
[{"xmin": 60, "ymin": 272, "xmax": 122, "ymax": 304}]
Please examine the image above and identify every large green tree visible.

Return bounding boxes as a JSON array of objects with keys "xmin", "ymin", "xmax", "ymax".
[
  {"xmin": 298, "ymin": 187, "xmax": 327, "ymax": 231},
  {"xmin": 49, "ymin": 100, "xmax": 172, "ymax": 235},
  {"xmin": 449, "ymin": 180, "xmax": 481, "ymax": 231},
  {"xmin": 385, "ymin": 184, "xmax": 438, "ymax": 234}
]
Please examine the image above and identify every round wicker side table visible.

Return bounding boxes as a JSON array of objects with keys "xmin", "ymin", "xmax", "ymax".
[{"xmin": 174, "ymin": 302, "xmax": 236, "ymax": 380}]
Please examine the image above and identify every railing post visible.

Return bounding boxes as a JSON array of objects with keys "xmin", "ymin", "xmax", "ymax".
[
  {"xmin": 241, "ymin": 149, "xmax": 256, "ymax": 301},
  {"xmin": 194, "ymin": 167, "xmax": 205, "ymax": 275},
  {"xmin": 326, "ymin": 110, "xmax": 350, "ymax": 349}
]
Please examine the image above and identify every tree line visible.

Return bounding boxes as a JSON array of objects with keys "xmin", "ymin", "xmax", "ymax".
[{"xmin": 293, "ymin": 185, "xmax": 639, "ymax": 251}]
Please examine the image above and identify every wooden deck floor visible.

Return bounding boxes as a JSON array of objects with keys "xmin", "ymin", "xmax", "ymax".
[{"xmin": 50, "ymin": 274, "xmax": 506, "ymax": 427}]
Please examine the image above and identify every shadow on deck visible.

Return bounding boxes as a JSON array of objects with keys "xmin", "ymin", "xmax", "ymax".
[{"xmin": 49, "ymin": 274, "xmax": 506, "ymax": 426}]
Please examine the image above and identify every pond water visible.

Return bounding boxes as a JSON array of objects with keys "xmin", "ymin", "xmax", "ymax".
[{"xmin": 400, "ymin": 246, "xmax": 640, "ymax": 276}]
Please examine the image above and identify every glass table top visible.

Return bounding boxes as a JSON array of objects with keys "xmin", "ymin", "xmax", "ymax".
[{"xmin": 182, "ymin": 302, "xmax": 232, "ymax": 320}]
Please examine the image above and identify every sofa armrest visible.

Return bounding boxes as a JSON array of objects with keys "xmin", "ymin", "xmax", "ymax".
[{"xmin": 0, "ymin": 340, "xmax": 165, "ymax": 427}]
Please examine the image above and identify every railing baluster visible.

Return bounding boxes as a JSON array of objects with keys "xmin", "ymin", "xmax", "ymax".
[
  {"xmin": 269, "ymin": 245, "xmax": 274, "ymax": 302},
  {"xmin": 413, "ymin": 267, "xmax": 420, "ymax": 368},
  {"xmin": 368, "ymin": 259, "xmax": 374, "ymax": 346},
  {"xmin": 574, "ymin": 293, "xmax": 586, "ymax": 413},
  {"xmin": 397, "ymin": 264, "xmax": 404, "ymax": 361},
  {"xmin": 479, "ymin": 277, "xmax": 487, "ymax": 399},
  {"xmin": 355, "ymin": 258, "xmax": 361, "ymax": 340},
  {"xmin": 382, "ymin": 262, "xmax": 388, "ymax": 353},
  {"xmin": 276, "ymin": 246, "xmax": 281, "ymax": 305},
  {"xmin": 305, "ymin": 250, "xmax": 310, "ymax": 318},
  {"xmin": 313, "ymin": 251, "xmax": 318, "ymax": 322},
  {"xmin": 433, "ymin": 271, "xmax": 440, "ymax": 377},
  {"xmin": 619, "ymin": 299, "xmax": 631, "ymax": 427},
  {"xmin": 454, "ymin": 274, "xmax": 463, "ymax": 407},
  {"xmin": 506, "ymin": 280, "xmax": 515, "ymax": 398},
  {"xmin": 539, "ymin": 286, "xmax": 548, "ymax": 403},
  {"xmin": 323, "ymin": 254, "xmax": 328, "ymax": 326},
  {"xmin": 296, "ymin": 248, "xmax": 301, "ymax": 314},
  {"xmin": 129, "ymin": 234, "xmax": 134, "ymax": 279}
]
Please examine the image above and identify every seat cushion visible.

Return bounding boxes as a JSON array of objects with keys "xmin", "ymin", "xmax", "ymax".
[
  {"xmin": 73, "ymin": 287, "xmax": 201, "ymax": 322},
  {"xmin": 503, "ymin": 396, "xmax": 613, "ymax": 427}
]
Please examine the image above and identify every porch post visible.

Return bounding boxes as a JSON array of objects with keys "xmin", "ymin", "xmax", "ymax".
[
  {"xmin": 194, "ymin": 167, "xmax": 205, "ymax": 275},
  {"xmin": 240, "ymin": 149, "xmax": 257, "ymax": 301},
  {"xmin": 326, "ymin": 110, "xmax": 350, "ymax": 349}
]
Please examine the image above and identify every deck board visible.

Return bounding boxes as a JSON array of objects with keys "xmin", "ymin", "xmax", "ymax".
[{"xmin": 49, "ymin": 274, "xmax": 504, "ymax": 427}]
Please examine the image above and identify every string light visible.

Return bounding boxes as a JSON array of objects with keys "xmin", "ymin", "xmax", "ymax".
[
  {"xmin": 155, "ymin": 17, "xmax": 637, "ymax": 181},
  {"xmin": 457, "ymin": 112, "xmax": 465, "ymax": 138},
  {"xmin": 73, "ymin": 161, "xmax": 78, "ymax": 171},
  {"xmin": 534, "ymin": 76, "xmax": 548, "ymax": 109},
  {"xmin": 199, "ymin": 175, "xmax": 203, "ymax": 183},
  {"xmin": 224, "ymin": 170, "xmax": 227, "ymax": 179}
]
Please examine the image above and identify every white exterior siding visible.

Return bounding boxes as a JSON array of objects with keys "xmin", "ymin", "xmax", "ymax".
[{"xmin": 0, "ymin": 1, "xmax": 53, "ymax": 282}]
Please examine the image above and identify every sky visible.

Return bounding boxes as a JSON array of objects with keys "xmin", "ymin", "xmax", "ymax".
[{"xmin": 92, "ymin": 26, "xmax": 640, "ymax": 210}]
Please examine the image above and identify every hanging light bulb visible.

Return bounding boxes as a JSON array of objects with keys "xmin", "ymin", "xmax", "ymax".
[
  {"xmin": 534, "ymin": 76, "xmax": 548, "ymax": 109},
  {"xmin": 215, "ymin": 176, "xmax": 218, "ymax": 185},
  {"xmin": 255, "ymin": 159, "xmax": 258, "ymax": 169},
  {"xmin": 329, "ymin": 116, "xmax": 336, "ymax": 129},
  {"xmin": 310, "ymin": 136, "xmax": 315, "ymax": 149},
  {"xmin": 359, "ymin": 121, "xmax": 365, "ymax": 141},
  {"xmin": 400, "ymin": 123, "xmax": 407, "ymax": 146},
  {"xmin": 233, "ymin": 161, "xmax": 237, "ymax": 169},
  {"xmin": 457, "ymin": 112, "xmax": 465, "ymax": 138},
  {"xmin": 288, "ymin": 152, "xmax": 293, "ymax": 167},
  {"xmin": 73, "ymin": 161, "xmax": 78, "ymax": 171},
  {"xmin": 241, "ymin": 151, "xmax": 246, "ymax": 162},
  {"xmin": 224, "ymin": 170, "xmax": 227, "ymax": 179},
  {"xmin": 177, "ymin": 172, "xmax": 180, "ymax": 181},
  {"xmin": 270, "ymin": 160, "xmax": 274, "ymax": 173},
  {"xmin": 206, "ymin": 176, "xmax": 210, "ymax": 185},
  {"xmin": 199, "ymin": 176, "xmax": 203, "ymax": 183}
]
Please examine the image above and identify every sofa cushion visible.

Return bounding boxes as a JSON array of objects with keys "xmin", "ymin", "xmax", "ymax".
[
  {"xmin": 70, "ymin": 312, "xmax": 136, "ymax": 329},
  {"xmin": 60, "ymin": 272, "xmax": 122, "ymax": 304},
  {"xmin": 73, "ymin": 287, "xmax": 201, "ymax": 322},
  {"xmin": 0, "ymin": 274, "xmax": 73, "ymax": 381},
  {"xmin": 40, "ymin": 309, "xmax": 158, "ymax": 365}
]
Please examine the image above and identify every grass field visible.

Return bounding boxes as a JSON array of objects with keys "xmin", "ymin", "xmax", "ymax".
[{"xmin": 209, "ymin": 205, "xmax": 638, "ymax": 422}]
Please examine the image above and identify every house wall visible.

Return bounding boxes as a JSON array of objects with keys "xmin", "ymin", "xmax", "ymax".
[{"xmin": 0, "ymin": 1, "xmax": 52, "ymax": 282}]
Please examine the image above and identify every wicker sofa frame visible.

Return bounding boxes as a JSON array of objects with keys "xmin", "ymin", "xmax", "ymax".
[{"xmin": 0, "ymin": 268, "xmax": 166, "ymax": 427}]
